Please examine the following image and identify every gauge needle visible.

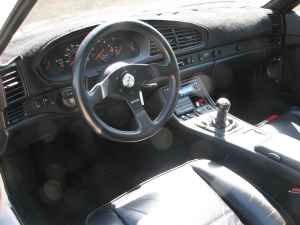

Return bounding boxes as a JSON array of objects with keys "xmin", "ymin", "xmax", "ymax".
[
  {"xmin": 116, "ymin": 46, "xmax": 122, "ymax": 55},
  {"xmin": 95, "ymin": 49, "xmax": 105, "ymax": 60}
]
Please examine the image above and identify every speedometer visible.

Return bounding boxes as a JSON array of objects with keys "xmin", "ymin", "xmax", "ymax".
[
  {"xmin": 88, "ymin": 35, "xmax": 139, "ymax": 65},
  {"xmin": 64, "ymin": 43, "xmax": 80, "ymax": 65},
  {"xmin": 89, "ymin": 38, "xmax": 119, "ymax": 63}
]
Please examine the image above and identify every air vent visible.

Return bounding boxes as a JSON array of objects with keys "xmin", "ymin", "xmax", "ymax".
[
  {"xmin": 150, "ymin": 23, "xmax": 204, "ymax": 55},
  {"xmin": 175, "ymin": 27, "xmax": 203, "ymax": 48},
  {"xmin": 270, "ymin": 14, "xmax": 282, "ymax": 35},
  {"xmin": 0, "ymin": 64, "xmax": 26, "ymax": 125},
  {"xmin": 5, "ymin": 104, "xmax": 25, "ymax": 126},
  {"xmin": 269, "ymin": 14, "xmax": 283, "ymax": 47}
]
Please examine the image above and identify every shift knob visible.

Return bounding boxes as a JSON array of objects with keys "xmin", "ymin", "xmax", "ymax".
[
  {"xmin": 214, "ymin": 97, "xmax": 231, "ymax": 129},
  {"xmin": 216, "ymin": 97, "xmax": 231, "ymax": 112}
]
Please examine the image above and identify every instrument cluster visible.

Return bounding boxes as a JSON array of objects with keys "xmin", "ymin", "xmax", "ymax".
[{"xmin": 39, "ymin": 31, "xmax": 141, "ymax": 81}]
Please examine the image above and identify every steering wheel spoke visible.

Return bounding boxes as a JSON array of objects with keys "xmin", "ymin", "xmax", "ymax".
[
  {"xmin": 140, "ymin": 63, "xmax": 172, "ymax": 91},
  {"xmin": 149, "ymin": 63, "xmax": 173, "ymax": 77},
  {"xmin": 135, "ymin": 108, "xmax": 154, "ymax": 132},
  {"xmin": 125, "ymin": 90, "xmax": 154, "ymax": 132},
  {"xmin": 123, "ymin": 64, "xmax": 155, "ymax": 85},
  {"xmin": 87, "ymin": 78, "xmax": 109, "ymax": 107}
]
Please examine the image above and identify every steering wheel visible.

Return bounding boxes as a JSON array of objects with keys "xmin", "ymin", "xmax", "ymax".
[{"xmin": 73, "ymin": 20, "xmax": 180, "ymax": 142}]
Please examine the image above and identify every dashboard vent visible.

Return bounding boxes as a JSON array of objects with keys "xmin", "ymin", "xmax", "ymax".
[
  {"xmin": 269, "ymin": 14, "xmax": 283, "ymax": 47},
  {"xmin": 5, "ymin": 104, "xmax": 25, "ymax": 126},
  {"xmin": 150, "ymin": 23, "xmax": 204, "ymax": 55},
  {"xmin": 0, "ymin": 65, "xmax": 26, "ymax": 125}
]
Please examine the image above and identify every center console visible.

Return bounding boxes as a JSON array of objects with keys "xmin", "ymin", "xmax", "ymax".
[
  {"xmin": 172, "ymin": 77, "xmax": 300, "ymax": 188},
  {"xmin": 170, "ymin": 77, "xmax": 270, "ymax": 147},
  {"xmin": 165, "ymin": 79, "xmax": 214, "ymax": 119},
  {"xmin": 171, "ymin": 77, "xmax": 300, "ymax": 223}
]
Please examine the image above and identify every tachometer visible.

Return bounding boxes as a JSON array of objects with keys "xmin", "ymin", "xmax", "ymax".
[
  {"xmin": 63, "ymin": 43, "xmax": 80, "ymax": 66},
  {"xmin": 89, "ymin": 38, "xmax": 116, "ymax": 63},
  {"xmin": 88, "ymin": 36, "xmax": 138, "ymax": 65}
]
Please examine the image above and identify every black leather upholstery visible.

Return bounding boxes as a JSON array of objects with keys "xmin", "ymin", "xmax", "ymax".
[
  {"xmin": 86, "ymin": 160, "xmax": 286, "ymax": 225},
  {"xmin": 191, "ymin": 160, "xmax": 286, "ymax": 225},
  {"xmin": 261, "ymin": 107, "xmax": 300, "ymax": 141}
]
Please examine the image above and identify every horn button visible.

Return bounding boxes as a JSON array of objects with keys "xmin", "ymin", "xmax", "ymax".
[{"xmin": 122, "ymin": 73, "xmax": 135, "ymax": 88}]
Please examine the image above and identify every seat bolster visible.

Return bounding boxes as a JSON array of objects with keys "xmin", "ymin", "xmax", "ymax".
[
  {"xmin": 85, "ymin": 206, "xmax": 125, "ymax": 225},
  {"xmin": 190, "ymin": 160, "xmax": 286, "ymax": 225},
  {"xmin": 261, "ymin": 108, "xmax": 300, "ymax": 141}
]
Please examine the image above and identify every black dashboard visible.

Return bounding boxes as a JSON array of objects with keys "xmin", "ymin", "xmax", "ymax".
[
  {"xmin": 0, "ymin": 6, "xmax": 284, "ymax": 153},
  {"xmin": 35, "ymin": 20, "xmax": 209, "ymax": 83}
]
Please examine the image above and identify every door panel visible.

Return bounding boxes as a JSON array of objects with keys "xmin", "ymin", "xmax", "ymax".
[
  {"xmin": 0, "ymin": 174, "xmax": 21, "ymax": 225},
  {"xmin": 282, "ymin": 11, "xmax": 300, "ymax": 100}
]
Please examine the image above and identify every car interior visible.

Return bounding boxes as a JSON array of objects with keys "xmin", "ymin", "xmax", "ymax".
[{"xmin": 1, "ymin": 0, "xmax": 300, "ymax": 225}]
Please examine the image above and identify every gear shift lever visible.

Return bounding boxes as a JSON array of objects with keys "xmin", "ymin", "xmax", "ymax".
[{"xmin": 214, "ymin": 97, "xmax": 231, "ymax": 129}]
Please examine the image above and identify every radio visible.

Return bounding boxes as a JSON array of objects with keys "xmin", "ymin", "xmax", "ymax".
[
  {"xmin": 178, "ymin": 79, "xmax": 202, "ymax": 97},
  {"xmin": 163, "ymin": 79, "xmax": 202, "ymax": 97},
  {"xmin": 164, "ymin": 78, "xmax": 213, "ymax": 117}
]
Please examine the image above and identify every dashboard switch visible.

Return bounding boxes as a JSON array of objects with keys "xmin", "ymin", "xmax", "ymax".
[
  {"xmin": 61, "ymin": 87, "xmax": 76, "ymax": 108},
  {"xmin": 62, "ymin": 97, "xmax": 76, "ymax": 108},
  {"xmin": 34, "ymin": 100, "xmax": 42, "ymax": 110}
]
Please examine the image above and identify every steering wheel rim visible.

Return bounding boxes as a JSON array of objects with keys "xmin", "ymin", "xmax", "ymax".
[{"xmin": 73, "ymin": 20, "xmax": 180, "ymax": 142}]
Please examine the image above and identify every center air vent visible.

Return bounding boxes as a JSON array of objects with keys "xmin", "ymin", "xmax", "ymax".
[
  {"xmin": 0, "ymin": 64, "xmax": 26, "ymax": 126},
  {"xmin": 149, "ymin": 22, "xmax": 205, "ymax": 55}
]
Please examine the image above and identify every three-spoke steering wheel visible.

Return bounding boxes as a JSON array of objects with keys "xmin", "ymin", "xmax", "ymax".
[{"xmin": 73, "ymin": 20, "xmax": 180, "ymax": 142}]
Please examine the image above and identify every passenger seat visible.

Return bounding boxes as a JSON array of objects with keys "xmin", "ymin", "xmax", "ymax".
[{"xmin": 261, "ymin": 107, "xmax": 300, "ymax": 141}]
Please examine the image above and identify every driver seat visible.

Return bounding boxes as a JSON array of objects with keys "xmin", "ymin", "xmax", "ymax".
[{"xmin": 86, "ymin": 160, "xmax": 289, "ymax": 225}]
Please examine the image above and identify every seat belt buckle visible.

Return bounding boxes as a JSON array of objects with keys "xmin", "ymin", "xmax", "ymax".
[{"xmin": 256, "ymin": 114, "xmax": 279, "ymax": 127}]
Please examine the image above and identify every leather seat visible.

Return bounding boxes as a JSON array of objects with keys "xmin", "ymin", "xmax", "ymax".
[
  {"xmin": 261, "ymin": 107, "xmax": 300, "ymax": 141},
  {"xmin": 86, "ymin": 160, "xmax": 287, "ymax": 225}
]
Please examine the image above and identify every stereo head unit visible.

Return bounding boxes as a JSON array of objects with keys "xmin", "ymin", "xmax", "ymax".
[{"xmin": 164, "ymin": 78, "xmax": 214, "ymax": 117}]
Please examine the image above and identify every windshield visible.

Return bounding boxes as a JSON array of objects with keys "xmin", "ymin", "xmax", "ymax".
[{"xmin": 19, "ymin": 0, "xmax": 269, "ymax": 31}]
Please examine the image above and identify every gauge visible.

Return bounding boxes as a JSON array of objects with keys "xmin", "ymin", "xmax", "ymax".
[
  {"xmin": 88, "ymin": 35, "xmax": 139, "ymax": 65},
  {"xmin": 40, "ymin": 31, "xmax": 141, "ymax": 81},
  {"xmin": 89, "ymin": 38, "xmax": 116, "ymax": 63},
  {"xmin": 63, "ymin": 43, "xmax": 80, "ymax": 66},
  {"xmin": 42, "ymin": 59, "xmax": 52, "ymax": 71},
  {"xmin": 55, "ymin": 57, "xmax": 65, "ymax": 69},
  {"xmin": 89, "ymin": 39, "xmax": 105, "ymax": 62}
]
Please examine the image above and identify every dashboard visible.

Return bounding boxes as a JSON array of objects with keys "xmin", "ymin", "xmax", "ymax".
[
  {"xmin": 0, "ymin": 7, "xmax": 283, "ymax": 153},
  {"xmin": 39, "ymin": 31, "xmax": 143, "ymax": 81}
]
